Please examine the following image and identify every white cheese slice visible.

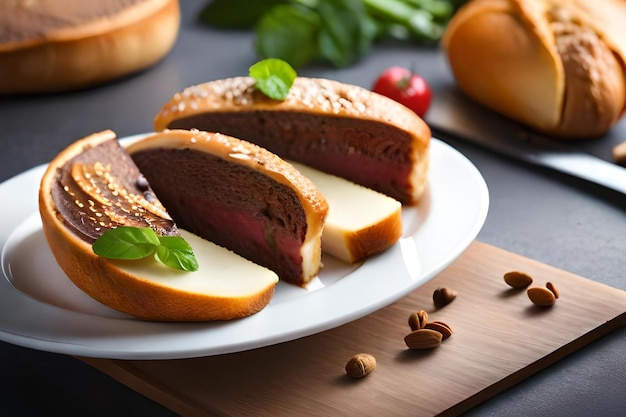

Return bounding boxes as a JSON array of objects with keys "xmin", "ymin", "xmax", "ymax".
[
  {"xmin": 291, "ymin": 162, "xmax": 403, "ymax": 264},
  {"xmin": 114, "ymin": 229, "xmax": 278, "ymax": 296}
]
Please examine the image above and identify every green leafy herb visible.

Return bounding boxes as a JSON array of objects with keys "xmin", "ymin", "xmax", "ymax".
[
  {"xmin": 254, "ymin": 5, "xmax": 321, "ymax": 69},
  {"xmin": 362, "ymin": 0, "xmax": 453, "ymax": 41},
  {"xmin": 249, "ymin": 58, "xmax": 297, "ymax": 100},
  {"xmin": 316, "ymin": 0, "xmax": 377, "ymax": 68},
  {"xmin": 199, "ymin": 0, "xmax": 469, "ymax": 68},
  {"xmin": 198, "ymin": 0, "xmax": 288, "ymax": 29},
  {"xmin": 92, "ymin": 226, "xmax": 199, "ymax": 272},
  {"xmin": 154, "ymin": 235, "xmax": 199, "ymax": 272}
]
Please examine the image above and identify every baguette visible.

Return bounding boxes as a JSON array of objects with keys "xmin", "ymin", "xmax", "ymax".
[{"xmin": 442, "ymin": 0, "xmax": 626, "ymax": 139}]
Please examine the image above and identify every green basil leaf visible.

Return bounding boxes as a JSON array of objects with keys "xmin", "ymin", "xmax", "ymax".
[
  {"xmin": 92, "ymin": 226, "xmax": 159, "ymax": 260},
  {"xmin": 155, "ymin": 243, "xmax": 199, "ymax": 272},
  {"xmin": 316, "ymin": 0, "xmax": 378, "ymax": 67},
  {"xmin": 249, "ymin": 58, "xmax": 297, "ymax": 100},
  {"xmin": 92, "ymin": 226, "xmax": 199, "ymax": 272},
  {"xmin": 157, "ymin": 235, "xmax": 194, "ymax": 252},
  {"xmin": 254, "ymin": 4, "xmax": 322, "ymax": 68},
  {"xmin": 198, "ymin": 0, "xmax": 288, "ymax": 29}
]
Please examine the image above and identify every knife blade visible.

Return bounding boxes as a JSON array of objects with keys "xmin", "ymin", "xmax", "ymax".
[{"xmin": 425, "ymin": 87, "xmax": 626, "ymax": 196}]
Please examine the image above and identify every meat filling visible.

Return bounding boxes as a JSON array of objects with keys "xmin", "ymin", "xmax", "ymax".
[
  {"xmin": 167, "ymin": 111, "xmax": 415, "ymax": 203},
  {"xmin": 131, "ymin": 147, "xmax": 308, "ymax": 284}
]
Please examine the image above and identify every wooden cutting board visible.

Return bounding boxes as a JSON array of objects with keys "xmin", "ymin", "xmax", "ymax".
[{"xmin": 81, "ymin": 241, "xmax": 626, "ymax": 416}]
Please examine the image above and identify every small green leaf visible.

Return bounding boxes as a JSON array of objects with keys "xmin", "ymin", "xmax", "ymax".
[
  {"xmin": 92, "ymin": 226, "xmax": 159, "ymax": 260},
  {"xmin": 156, "ymin": 236, "xmax": 199, "ymax": 272},
  {"xmin": 155, "ymin": 245, "xmax": 199, "ymax": 272},
  {"xmin": 92, "ymin": 226, "xmax": 198, "ymax": 272},
  {"xmin": 157, "ymin": 235, "xmax": 194, "ymax": 252},
  {"xmin": 249, "ymin": 58, "xmax": 297, "ymax": 100}
]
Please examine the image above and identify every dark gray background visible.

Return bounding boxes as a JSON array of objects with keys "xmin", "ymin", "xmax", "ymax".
[{"xmin": 1, "ymin": 2, "xmax": 625, "ymax": 416}]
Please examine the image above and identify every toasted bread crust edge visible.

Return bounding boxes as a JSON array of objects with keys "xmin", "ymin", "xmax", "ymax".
[{"xmin": 322, "ymin": 205, "xmax": 403, "ymax": 264}]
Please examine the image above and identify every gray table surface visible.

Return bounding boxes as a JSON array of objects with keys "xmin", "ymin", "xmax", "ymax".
[{"xmin": 1, "ymin": 2, "xmax": 625, "ymax": 416}]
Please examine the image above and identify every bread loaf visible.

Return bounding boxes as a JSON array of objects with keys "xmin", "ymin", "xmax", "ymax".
[
  {"xmin": 0, "ymin": 0, "xmax": 180, "ymax": 94},
  {"xmin": 38, "ymin": 129, "xmax": 331, "ymax": 321},
  {"xmin": 442, "ymin": 0, "xmax": 626, "ymax": 139},
  {"xmin": 39, "ymin": 130, "xmax": 279, "ymax": 321},
  {"xmin": 153, "ymin": 77, "xmax": 431, "ymax": 205}
]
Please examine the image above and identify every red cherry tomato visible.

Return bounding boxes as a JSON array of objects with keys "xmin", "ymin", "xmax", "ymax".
[{"xmin": 372, "ymin": 66, "xmax": 432, "ymax": 118}]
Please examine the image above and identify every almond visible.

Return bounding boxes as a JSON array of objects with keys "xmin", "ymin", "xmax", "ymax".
[
  {"xmin": 612, "ymin": 140, "xmax": 626, "ymax": 166},
  {"xmin": 408, "ymin": 310, "xmax": 429, "ymax": 331},
  {"xmin": 345, "ymin": 353, "xmax": 376, "ymax": 378},
  {"xmin": 432, "ymin": 287, "xmax": 457, "ymax": 308},
  {"xmin": 527, "ymin": 287, "xmax": 556, "ymax": 307},
  {"xmin": 546, "ymin": 281, "xmax": 560, "ymax": 299},
  {"xmin": 404, "ymin": 329, "xmax": 443, "ymax": 349},
  {"xmin": 424, "ymin": 321, "xmax": 453, "ymax": 340},
  {"xmin": 504, "ymin": 271, "xmax": 533, "ymax": 289}
]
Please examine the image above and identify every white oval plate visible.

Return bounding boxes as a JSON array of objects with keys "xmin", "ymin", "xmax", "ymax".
[{"xmin": 0, "ymin": 137, "xmax": 488, "ymax": 359}]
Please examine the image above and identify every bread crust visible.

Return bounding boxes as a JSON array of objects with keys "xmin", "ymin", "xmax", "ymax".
[
  {"xmin": 323, "ymin": 205, "xmax": 402, "ymax": 264},
  {"xmin": 153, "ymin": 76, "xmax": 431, "ymax": 204},
  {"xmin": 39, "ymin": 130, "xmax": 278, "ymax": 321},
  {"xmin": 0, "ymin": 0, "xmax": 180, "ymax": 94},
  {"xmin": 442, "ymin": 0, "xmax": 626, "ymax": 139}
]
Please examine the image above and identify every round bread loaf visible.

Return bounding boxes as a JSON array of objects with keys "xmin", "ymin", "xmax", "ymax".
[
  {"xmin": 442, "ymin": 0, "xmax": 626, "ymax": 139},
  {"xmin": 153, "ymin": 77, "xmax": 431, "ymax": 205},
  {"xmin": 0, "ymin": 0, "xmax": 180, "ymax": 94},
  {"xmin": 38, "ymin": 129, "xmax": 328, "ymax": 321}
]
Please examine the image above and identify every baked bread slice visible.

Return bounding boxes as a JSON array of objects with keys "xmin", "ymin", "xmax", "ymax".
[
  {"xmin": 128, "ymin": 133, "xmax": 400, "ymax": 266},
  {"xmin": 153, "ymin": 76, "xmax": 431, "ymax": 205},
  {"xmin": 0, "ymin": 0, "xmax": 180, "ymax": 94},
  {"xmin": 39, "ymin": 129, "xmax": 326, "ymax": 321},
  {"xmin": 125, "ymin": 129, "xmax": 328, "ymax": 287}
]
